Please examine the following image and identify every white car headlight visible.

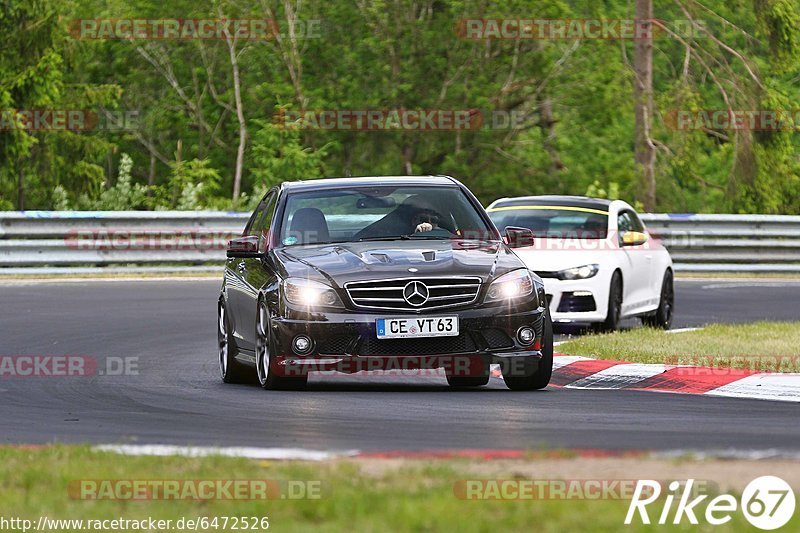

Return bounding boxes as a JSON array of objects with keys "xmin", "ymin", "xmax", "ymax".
[
  {"xmin": 557, "ymin": 264, "xmax": 599, "ymax": 280},
  {"xmin": 283, "ymin": 278, "xmax": 344, "ymax": 308},
  {"xmin": 486, "ymin": 269, "xmax": 534, "ymax": 302}
]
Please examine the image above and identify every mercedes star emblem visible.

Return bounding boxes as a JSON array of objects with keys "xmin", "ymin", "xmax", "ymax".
[{"xmin": 403, "ymin": 281, "xmax": 429, "ymax": 306}]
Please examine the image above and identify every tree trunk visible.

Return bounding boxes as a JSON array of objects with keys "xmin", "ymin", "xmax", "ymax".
[
  {"xmin": 147, "ymin": 152, "xmax": 156, "ymax": 196},
  {"xmin": 17, "ymin": 166, "xmax": 24, "ymax": 210},
  {"xmin": 225, "ymin": 28, "xmax": 247, "ymax": 204},
  {"xmin": 402, "ymin": 143, "xmax": 413, "ymax": 175},
  {"xmin": 633, "ymin": 0, "xmax": 656, "ymax": 211},
  {"xmin": 538, "ymin": 97, "xmax": 563, "ymax": 176}
]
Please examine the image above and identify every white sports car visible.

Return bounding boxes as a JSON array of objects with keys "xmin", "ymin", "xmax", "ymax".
[{"xmin": 487, "ymin": 196, "xmax": 673, "ymax": 331}]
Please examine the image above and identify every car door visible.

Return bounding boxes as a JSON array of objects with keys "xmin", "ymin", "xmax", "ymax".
[
  {"xmin": 629, "ymin": 210, "xmax": 658, "ymax": 301},
  {"xmin": 617, "ymin": 209, "xmax": 652, "ymax": 315},
  {"xmin": 237, "ymin": 191, "xmax": 279, "ymax": 351},
  {"xmin": 227, "ymin": 194, "xmax": 272, "ymax": 350}
]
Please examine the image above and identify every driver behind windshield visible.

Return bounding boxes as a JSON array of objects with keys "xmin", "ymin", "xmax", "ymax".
[
  {"xmin": 353, "ymin": 194, "xmax": 447, "ymax": 240},
  {"xmin": 399, "ymin": 195, "xmax": 444, "ymax": 234}
]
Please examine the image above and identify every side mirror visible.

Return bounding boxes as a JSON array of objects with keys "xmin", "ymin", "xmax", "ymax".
[
  {"xmin": 621, "ymin": 231, "xmax": 649, "ymax": 247},
  {"xmin": 504, "ymin": 226, "xmax": 536, "ymax": 249},
  {"xmin": 227, "ymin": 235, "xmax": 260, "ymax": 257}
]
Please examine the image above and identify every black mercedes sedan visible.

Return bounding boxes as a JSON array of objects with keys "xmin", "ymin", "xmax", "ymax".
[{"xmin": 218, "ymin": 176, "xmax": 552, "ymax": 390}]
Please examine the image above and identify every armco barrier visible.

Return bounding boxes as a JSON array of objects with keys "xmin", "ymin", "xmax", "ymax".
[
  {"xmin": 0, "ymin": 211, "xmax": 798, "ymax": 273},
  {"xmin": 641, "ymin": 214, "xmax": 800, "ymax": 272}
]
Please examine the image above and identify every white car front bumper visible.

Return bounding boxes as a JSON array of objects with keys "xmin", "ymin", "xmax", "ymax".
[{"xmin": 541, "ymin": 275, "xmax": 611, "ymax": 324}]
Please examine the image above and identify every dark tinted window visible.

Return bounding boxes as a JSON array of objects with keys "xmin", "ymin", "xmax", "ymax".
[{"xmin": 278, "ymin": 186, "xmax": 494, "ymax": 246}]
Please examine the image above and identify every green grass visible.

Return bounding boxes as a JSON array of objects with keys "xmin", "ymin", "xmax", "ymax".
[
  {"xmin": 558, "ymin": 321, "xmax": 800, "ymax": 371},
  {"xmin": 0, "ymin": 446, "xmax": 786, "ymax": 532}
]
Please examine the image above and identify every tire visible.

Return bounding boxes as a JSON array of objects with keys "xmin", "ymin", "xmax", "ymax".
[
  {"xmin": 255, "ymin": 299, "xmax": 308, "ymax": 390},
  {"xmin": 218, "ymin": 300, "xmax": 250, "ymax": 384},
  {"xmin": 595, "ymin": 271, "xmax": 622, "ymax": 333},
  {"xmin": 502, "ymin": 312, "xmax": 554, "ymax": 391},
  {"xmin": 446, "ymin": 359, "xmax": 490, "ymax": 388},
  {"xmin": 642, "ymin": 270, "xmax": 674, "ymax": 330}
]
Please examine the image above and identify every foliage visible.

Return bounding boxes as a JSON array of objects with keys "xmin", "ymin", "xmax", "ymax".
[{"xmin": 1, "ymin": 0, "xmax": 798, "ymax": 214}]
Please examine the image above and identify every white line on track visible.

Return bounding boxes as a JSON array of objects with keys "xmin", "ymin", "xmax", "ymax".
[
  {"xmin": 653, "ymin": 448, "xmax": 800, "ymax": 461},
  {"xmin": 93, "ymin": 444, "xmax": 359, "ymax": 461},
  {"xmin": 700, "ymin": 281, "xmax": 800, "ymax": 290},
  {"xmin": 665, "ymin": 327, "xmax": 702, "ymax": 334},
  {"xmin": 0, "ymin": 277, "xmax": 216, "ymax": 285}
]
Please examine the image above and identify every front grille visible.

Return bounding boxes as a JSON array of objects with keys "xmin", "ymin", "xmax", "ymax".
[
  {"xmin": 345, "ymin": 277, "xmax": 481, "ymax": 312},
  {"xmin": 358, "ymin": 333, "xmax": 476, "ymax": 356},
  {"xmin": 557, "ymin": 293, "xmax": 597, "ymax": 312},
  {"xmin": 480, "ymin": 328, "xmax": 514, "ymax": 349},
  {"xmin": 535, "ymin": 271, "xmax": 559, "ymax": 279}
]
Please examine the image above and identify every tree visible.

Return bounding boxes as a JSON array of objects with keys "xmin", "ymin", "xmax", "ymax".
[{"xmin": 633, "ymin": 0, "xmax": 656, "ymax": 211}]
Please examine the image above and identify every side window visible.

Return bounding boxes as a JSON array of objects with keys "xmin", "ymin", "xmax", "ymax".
[
  {"xmin": 243, "ymin": 198, "xmax": 268, "ymax": 236},
  {"xmin": 247, "ymin": 192, "xmax": 276, "ymax": 236},
  {"xmin": 629, "ymin": 211, "xmax": 645, "ymax": 232},
  {"xmin": 251, "ymin": 191, "xmax": 277, "ymax": 251}
]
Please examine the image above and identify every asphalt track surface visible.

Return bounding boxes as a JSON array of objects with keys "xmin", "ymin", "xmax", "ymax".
[{"xmin": 1, "ymin": 278, "xmax": 800, "ymax": 452}]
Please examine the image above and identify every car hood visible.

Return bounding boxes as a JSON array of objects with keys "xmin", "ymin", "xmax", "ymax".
[
  {"xmin": 513, "ymin": 239, "xmax": 617, "ymax": 272},
  {"xmin": 275, "ymin": 240, "xmax": 523, "ymax": 286}
]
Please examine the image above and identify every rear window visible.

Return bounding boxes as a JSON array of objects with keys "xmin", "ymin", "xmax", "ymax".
[{"xmin": 488, "ymin": 206, "xmax": 608, "ymax": 239}]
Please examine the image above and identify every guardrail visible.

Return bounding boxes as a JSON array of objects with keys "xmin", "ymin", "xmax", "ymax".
[
  {"xmin": 641, "ymin": 214, "xmax": 800, "ymax": 273},
  {"xmin": 0, "ymin": 211, "xmax": 798, "ymax": 274}
]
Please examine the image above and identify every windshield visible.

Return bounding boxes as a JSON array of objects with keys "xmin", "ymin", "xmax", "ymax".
[
  {"xmin": 278, "ymin": 185, "xmax": 496, "ymax": 246},
  {"xmin": 488, "ymin": 205, "xmax": 608, "ymax": 239}
]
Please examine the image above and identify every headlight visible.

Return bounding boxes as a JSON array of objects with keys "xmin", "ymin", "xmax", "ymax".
[
  {"xmin": 283, "ymin": 278, "xmax": 344, "ymax": 308},
  {"xmin": 557, "ymin": 264, "xmax": 599, "ymax": 280},
  {"xmin": 486, "ymin": 269, "xmax": 535, "ymax": 303}
]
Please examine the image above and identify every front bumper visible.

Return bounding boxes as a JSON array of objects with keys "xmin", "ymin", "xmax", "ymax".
[
  {"xmin": 541, "ymin": 276, "xmax": 610, "ymax": 323},
  {"xmin": 269, "ymin": 305, "xmax": 545, "ymax": 375}
]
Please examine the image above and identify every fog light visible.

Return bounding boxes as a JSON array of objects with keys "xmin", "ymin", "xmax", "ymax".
[
  {"xmin": 292, "ymin": 335, "xmax": 313, "ymax": 355},
  {"xmin": 517, "ymin": 326, "xmax": 535, "ymax": 345}
]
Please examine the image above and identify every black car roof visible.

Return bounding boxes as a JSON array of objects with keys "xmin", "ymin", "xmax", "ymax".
[
  {"xmin": 280, "ymin": 176, "xmax": 458, "ymax": 192},
  {"xmin": 490, "ymin": 195, "xmax": 612, "ymax": 211}
]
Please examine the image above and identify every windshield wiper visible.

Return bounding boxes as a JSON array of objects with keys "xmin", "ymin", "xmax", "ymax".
[{"xmin": 358, "ymin": 235, "xmax": 411, "ymax": 242}]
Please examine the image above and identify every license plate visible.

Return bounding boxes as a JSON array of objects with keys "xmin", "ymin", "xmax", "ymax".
[{"xmin": 376, "ymin": 316, "xmax": 459, "ymax": 339}]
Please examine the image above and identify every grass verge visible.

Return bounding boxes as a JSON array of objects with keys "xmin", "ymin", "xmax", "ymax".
[
  {"xmin": 0, "ymin": 446, "xmax": 795, "ymax": 532},
  {"xmin": 558, "ymin": 321, "xmax": 800, "ymax": 371}
]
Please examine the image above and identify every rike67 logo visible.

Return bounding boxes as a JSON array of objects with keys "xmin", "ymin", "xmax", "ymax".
[{"xmin": 625, "ymin": 476, "xmax": 796, "ymax": 530}]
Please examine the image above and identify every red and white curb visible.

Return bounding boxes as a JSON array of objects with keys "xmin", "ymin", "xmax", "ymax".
[{"xmin": 549, "ymin": 355, "xmax": 800, "ymax": 403}]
